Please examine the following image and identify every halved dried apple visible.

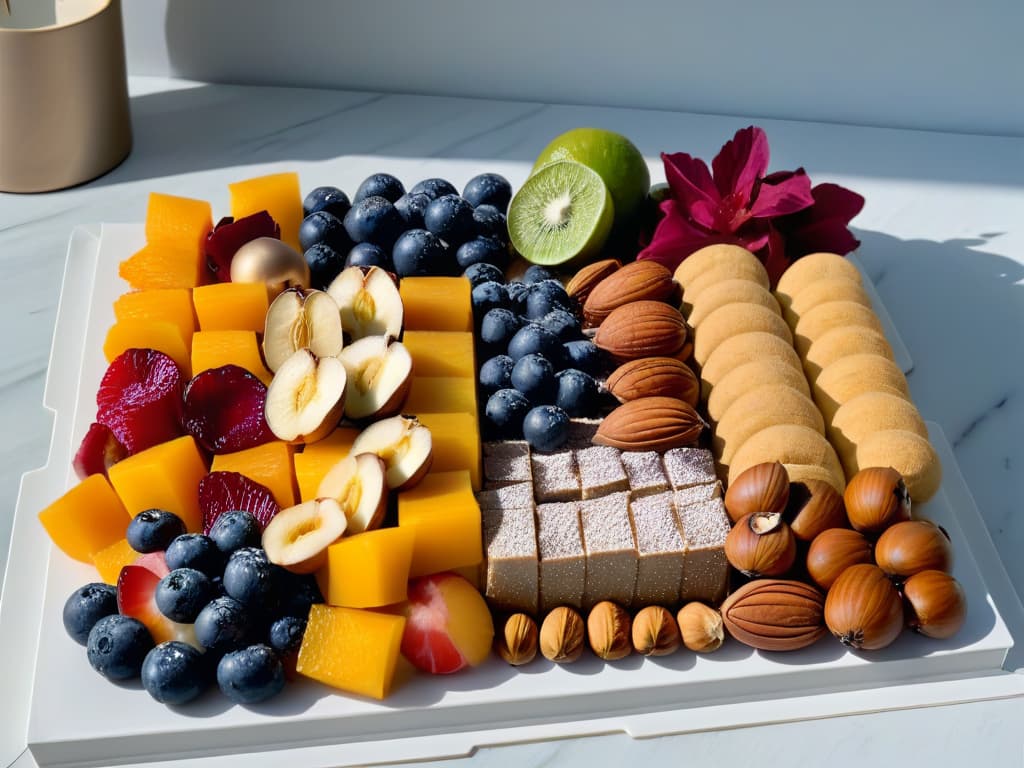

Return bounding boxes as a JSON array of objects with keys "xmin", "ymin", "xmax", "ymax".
[
  {"xmin": 316, "ymin": 453, "xmax": 388, "ymax": 534},
  {"xmin": 264, "ymin": 349, "xmax": 347, "ymax": 444},
  {"xmin": 327, "ymin": 265, "xmax": 403, "ymax": 340},
  {"xmin": 350, "ymin": 415, "xmax": 432, "ymax": 490},
  {"xmin": 262, "ymin": 497, "xmax": 347, "ymax": 573},
  {"xmin": 338, "ymin": 336, "xmax": 413, "ymax": 420},
  {"xmin": 263, "ymin": 287, "xmax": 345, "ymax": 373}
]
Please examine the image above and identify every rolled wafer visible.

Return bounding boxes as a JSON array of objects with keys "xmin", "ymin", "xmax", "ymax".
[
  {"xmin": 793, "ymin": 300, "xmax": 886, "ymax": 358},
  {"xmin": 728, "ymin": 424, "xmax": 844, "ymax": 489},
  {"xmin": 694, "ymin": 302, "xmax": 793, "ymax": 366},
  {"xmin": 713, "ymin": 384, "xmax": 825, "ymax": 469},
  {"xmin": 706, "ymin": 357, "xmax": 811, "ymax": 423}
]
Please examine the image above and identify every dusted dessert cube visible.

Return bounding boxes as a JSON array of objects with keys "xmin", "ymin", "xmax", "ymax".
[
  {"xmin": 536, "ymin": 501, "xmax": 585, "ymax": 612},
  {"xmin": 476, "ymin": 481, "xmax": 534, "ymax": 512},
  {"xmin": 566, "ymin": 418, "xmax": 601, "ymax": 449},
  {"xmin": 673, "ymin": 481, "xmax": 722, "ymax": 508},
  {"xmin": 574, "ymin": 445, "xmax": 628, "ymax": 500},
  {"xmin": 402, "ymin": 331, "xmax": 476, "ymax": 378},
  {"xmin": 192, "ymin": 282, "xmax": 270, "ymax": 333},
  {"xmin": 108, "ymin": 435, "xmax": 208, "ymax": 532},
  {"xmin": 676, "ymin": 497, "xmax": 731, "ymax": 604},
  {"xmin": 38, "ymin": 474, "xmax": 132, "ymax": 563},
  {"xmin": 663, "ymin": 447, "xmax": 717, "ymax": 490},
  {"xmin": 482, "ymin": 506, "xmax": 538, "ymax": 615},
  {"xmin": 629, "ymin": 492, "xmax": 685, "ymax": 607},
  {"xmin": 191, "ymin": 330, "xmax": 272, "ymax": 385},
  {"xmin": 400, "ymin": 277, "xmax": 472, "ymax": 332},
  {"xmin": 229, "ymin": 172, "xmax": 303, "ymax": 249},
  {"xmin": 316, "ymin": 527, "xmax": 414, "ymax": 608},
  {"xmin": 620, "ymin": 451, "xmax": 670, "ymax": 497},
  {"xmin": 297, "ymin": 604, "xmax": 406, "ymax": 700},
  {"xmin": 91, "ymin": 538, "xmax": 139, "ymax": 584},
  {"xmin": 579, "ymin": 492, "xmax": 638, "ymax": 609},
  {"xmin": 103, "ymin": 319, "xmax": 191, "ymax": 378},
  {"xmin": 113, "ymin": 288, "xmax": 196, "ymax": 347},
  {"xmin": 530, "ymin": 450, "xmax": 580, "ymax": 503},
  {"xmin": 404, "ymin": 376, "xmax": 478, "ymax": 418},
  {"xmin": 483, "ymin": 441, "xmax": 532, "ymax": 488},
  {"xmin": 144, "ymin": 191, "xmax": 213, "ymax": 253},
  {"xmin": 398, "ymin": 470, "xmax": 483, "ymax": 577},
  {"xmin": 415, "ymin": 412, "xmax": 482, "ymax": 490},
  {"xmin": 293, "ymin": 427, "xmax": 360, "ymax": 502},
  {"xmin": 212, "ymin": 441, "xmax": 297, "ymax": 509}
]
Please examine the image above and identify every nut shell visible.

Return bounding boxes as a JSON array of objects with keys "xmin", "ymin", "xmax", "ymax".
[
  {"xmin": 594, "ymin": 396, "xmax": 705, "ymax": 452},
  {"xmin": 824, "ymin": 563, "xmax": 904, "ymax": 650},
  {"xmin": 594, "ymin": 300, "xmax": 689, "ymax": 363},
  {"xmin": 787, "ymin": 478, "xmax": 849, "ymax": 542},
  {"xmin": 566, "ymin": 258, "xmax": 621, "ymax": 307},
  {"xmin": 806, "ymin": 528, "xmax": 874, "ymax": 590},
  {"xmin": 844, "ymin": 466, "xmax": 911, "ymax": 535},
  {"xmin": 725, "ymin": 513, "xmax": 797, "ymax": 578},
  {"xmin": 676, "ymin": 602, "xmax": 724, "ymax": 653},
  {"xmin": 724, "ymin": 462, "xmax": 790, "ymax": 523},
  {"xmin": 902, "ymin": 569, "xmax": 967, "ymax": 639},
  {"xmin": 496, "ymin": 613, "xmax": 538, "ymax": 666},
  {"xmin": 583, "ymin": 261, "xmax": 677, "ymax": 326},
  {"xmin": 631, "ymin": 605, "xmax": 681, "ymax": 656},
  {"xmin": 875, "ymin": 520, "xmax": 953, "ymax": 577},
  {"xmin": 586, "ymin": 601, "xmax": 632, "ymax": 660},
  {"xmin": 605, "ymin": 357, "xmax": 700, "ymax": 407},
  {"xmin": 720, "ymin": 579, "xmax": 827, "ymax": 651},
  {"xmin": 540, "ymin": 606, "xmax": 585, "ymax": 663}
]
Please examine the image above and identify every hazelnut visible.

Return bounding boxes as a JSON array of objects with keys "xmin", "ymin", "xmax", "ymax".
[
  {"xmin": 496, "ymin": 613, "xmax": 538, "ymax": 666},
  {"xmin": 676, "ymin": 602, "xmax": 725, "ymax": 653},
  {"xmin": 724, "ymin": 461, "xmax": 790, "ymax": 523},
  {"xmin": 540, "ymin": 606, "xmax": 585, "ymax": 663},
  {"xmin": 724, "ymin": 511, "xmax": 797, "ymax": 578},
  {"xmin": 586, "ymin": 601, "xmax": 632, "ymax": 660},
  {"xmin": 631, "ymin": 605, "xmax": 681, "ymax": 656}
]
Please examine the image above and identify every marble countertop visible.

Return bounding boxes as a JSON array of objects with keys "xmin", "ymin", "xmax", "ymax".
[{"xmin": 1, "ymin": 76, "xmax": 1022, "ymax": 767}]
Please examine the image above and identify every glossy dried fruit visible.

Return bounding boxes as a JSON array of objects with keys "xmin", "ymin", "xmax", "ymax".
[
  {"xmin": 720, "ymin": 579, "xmax": 826, "ymax": 652},
  {"xmin": 787, "ymin": 478, "xmax": 849, "ymax": 542},
  {"xmin": 496, "ymin": 613, "xmax": 538, "ymax": 666},
  {"xmin": 875, "ymin": 520, "xmax": 953, "ymax": 577},
  {"xmin": 565, "ymin": 258, "xmax": 621, "ymax": 306},
  {"xmin": 604, "ymin": 357, "xmax": 700, "ymax": 407},
  {"xmin": 844, "ymin": 466, "xmax": 911, "ymax": 535},
  {"xmin": 631, "ymin": 605, "xmax": 680, "ymax": 656},
  {"xmin": 539, "ymin": 606, "xmax": 585, "ymax": 663},
  {"xmin": 182, "ymin": 365, "xmax": 276, "ymax": 454},
  {"xmin": 806, "ymin": 528, "xmax": 874, "ymax": 590},
  {"xmin": 586, "ymin": 601, "xmax": 632, "ymax": 660},
  {"xmin": 73, "ymin": 422, "xmax": 128, "ymax": 480},
  {"xmin": 96, "ymin": 348, "xmax": 184, "ymax": 455},
  {"xmin": 199, "ymin": 471, "xmax": 281, "ymax": 533},
  {"xmin": 593, "ymin": 300, "xmax": 689, "ymax": 363},
  {"xmin": 594, "ymin": 396, "xmax": 705, "ymax": 452},
  {"xmin": 724, "ymin": 461, "xmax": 790, "ymax": 523},
  {"xmin": 902, "ymin": 569, "xmax": 966, "ymax": 639},
  {"xmin": 824, "ymin": 563, "xmax": 904, "ymax": 650},
  {"xmin": 583, "ymin": 260, "xmax": 677, "ymax": 325},
  {"xmin": 725, "ymin": 512, "xmax": 797, "ymax": 578}
]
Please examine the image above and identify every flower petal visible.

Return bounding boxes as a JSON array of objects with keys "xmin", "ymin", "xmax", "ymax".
[
  {"xmin": 770, "ymin": 182, "xmax": 865, "ymax": 257},
  {"xmin": 806, "ymin": 183, "xmax": 866, "ymax": 222},
  {"xmin": 712, "ymin": 126, "xmax": 770, "ymax": 202},
  {"xmin": 750, "ymin": 168, "xmax": 815, "ymax": 218},
  {"xmin": 637, "ymin": 200, "xmax": 746, "ymax": 271},
  {"xmin": 662, "ymin": 152, "xmax": 719, "ymax": 229}
]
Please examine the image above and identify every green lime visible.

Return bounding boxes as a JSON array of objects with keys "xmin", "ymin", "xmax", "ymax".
[
  {"xmin": 532, "ymin": 127, "xmax": 651, "ymax": 235},
  {"xmin": 507, "ymin": 160, "xmax": 614, "ymax": 267}
]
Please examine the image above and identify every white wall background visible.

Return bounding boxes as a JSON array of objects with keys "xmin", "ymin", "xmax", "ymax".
[{"xmin": 123, "ymin": 0, "xmax": 1024, "ymax": 137}]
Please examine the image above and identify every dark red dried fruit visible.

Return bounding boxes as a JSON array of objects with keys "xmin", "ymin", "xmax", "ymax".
[
  {"xmin": 182, "ymin": 365, "xmax": 275, "ymax": 454},
  {"xmin": 205, "ymin": 211, "xmax": 281, "ymax": 282},
  {"xmin": 96, "ymin": 348, "xmax": 184, "ymax": 455},
  {"xmin": 72, "ymin": 422, "xmax": 128, "ymax": 480},
  {"xmin": 199, "ymin": 471, "xmax": 280, "ymax": 533}
]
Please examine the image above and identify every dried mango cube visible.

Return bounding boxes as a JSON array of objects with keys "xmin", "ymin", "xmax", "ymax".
[
  {"xmin": 113, "ymin": 289, "xmax": 196, "ymax": 347},
  {"xmin": 402, "ymin": 331, "xmax": 475, "ymax": 378},
  {"xmin": 104, "ymin": 319, "xmax": 191, "ymax": 378},
  {"xmin": 398, "ymin": 470, "xmax": 483, "ymax": 577},
  {"xmin": 38, "ymin": 474, "xmax": 132, "ymax": 563},
  {"xmin": 315, "ymin": 527, "xmax": 414, "ymax": 608},
  {"xmin": 404, "ymin": 376, "xmax": 477, "ymax": 417},
  {"xmin": 191, "ymin": 330, "xmax": 272, "ymax": 385},
  {"xmin": 91, "ymin": 538, "xmax": 139, "ymax": 584},
  {"xmin": 212, "ymin": 441, "xmax": 297, "ymax": 509},
  {"xmin": 399, "ymin": 277, "xmax": 472, "ymax": 332},
  {"xmin": 415, "ymin": 412, "xmax": 482, "ymax": 490},
  {"xmin": 292, "ymin": 427, "xmax": 360, "ymax": 502},
  {"xmin": 193, "ymin": 282, "xmax": 269, "ymax": 333},
  {"xmin": 229, "ymin": 172, "xmax": 302, "ymax": 251}
]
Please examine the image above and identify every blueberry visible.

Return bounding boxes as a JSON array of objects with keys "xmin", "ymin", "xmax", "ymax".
[
  {"xmin": 409, "ymin": 177, "xmax": 458, "ymax": 200},
  {"xmin": 511, "ymin": 353, "xmax": 557, "ymax": 404},
  {"xmin": 217, "ymin": 644, "xmax": 285, "ymax": 705},
  {"xmin": 479, "ymin": 354, "xmax": 514, "ymax": 395},
  {"xmin": 156, "ymin": 568, "xmax": 215, "ymax": 623},
  {"xmin": 463, "ymin": 261, "xmax": 505, "ymax": 288},
  {"xmin": 208, "ymin": 511, "xmax": 261, "ymax": 555},
  {"xmin": 165, "ymin": 534, "xmax": 223, "ymax": 577},
  {"xmin": 506, "ymin": 280, "xmax": 530, "ymax": 311},
  {"xmin": 304, "ymin": 243, "xmax": 346, "ymax": 289},
  {"xmin": 555, "ymin": 369, "xmax": 601, "ymax": 416},
  {"xmin": 303, "ymin": 186, "xmax": 351, "ymax": 219},
  {"xmin": 455, "ymin": 236, "xmax": 508, "ymax": 271},
  {"xmin": 523, "ymin": 265, "xmax": 554, "ymax": 285},
  {"xmin": 522, "ymin": 405, "xmax": 570, "ymax": 452},
  {"xmin": 562, "ymin": 340, "xmax": 605, "ymax": 377},
  {"xmin": 392, "ymin": 229, "xmax": 451, "ymax": 277},
  {"xmin": 267, "ymin": 616, "xmax": 306, "ymax": 655},
  {"xmin": 141, "ymin": 641, "xmax": 208, "ymax": 705},
  {"xmin": 86, "ymin": 614, "xmax": 154, "ymax": 681},
  {"xmin": 126, "ymin": 509, "xmax": 186, "ymax": 554},
  {"xmin": 484, "ymin": 389, "xmax": 531, "ymax": 438},
  {"xmin": 525, "ymin": 280, "xmax": 572, "ymax": 319},
  {"xmin": 346, "ymin": 242, "xmax": 393, "ymax": 271},
  {"xmin": 298, "ymin": 210, "xmax": 352, "ymax": 254},
  {"xmin": 479, "ymin": 308, "xmax": 521, "ymax": 352},
  {"xmin": 462, "ymin": 173, "xmax": 512, "ymax": 212},
  {"xmin": 394, "ymin": 191, "xmax": 431, "ymax": 229},
  {"xmin": 507, "ymin": 323, "xmax": 563, "ymax": 363},
  {"xmin": 277, "ymin": 572, "xmax": 323, "ymax": 618},
  {"xmin": 222, "ymin": 548, "xmax": 279, "ymax": 608},
  {"xmin": 342, "ymin": 195, "xmax": 404, "ymax": 249},
  {"xmin": 195, "ymin": 596, "xmax": 251, "ymax": 655},
  {"xmin": 471, "ymin": 280, "xmax": 510, "ymax": 316},
  {"xmin": 353, "ymin": 173, "xmax": 405, "ymax": 204},
  {"xmin": 423, "ymin": 194, "xmax": 476, "ymax": 247},
  {"xmin": 472, "ymin": 204, "xmax": 509, "ymax": 242},
  {"xmin": 538, "ymin": 309, "xmax": 583, "ymax": 343},
  {"xmin": 63, "ymin": 583, "xmax": 118, "ymax": 646}
]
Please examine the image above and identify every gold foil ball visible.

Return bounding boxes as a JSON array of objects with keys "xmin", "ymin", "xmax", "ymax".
[{"xmin": 230, "ymin": 237, "xmax": 310, "ymax": 297}]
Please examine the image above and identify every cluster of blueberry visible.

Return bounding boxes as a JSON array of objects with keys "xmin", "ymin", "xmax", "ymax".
[
  {"xmin": 298, "ymin": 172, "xmax": 514, "ymax": 289},
  {"xmin": 62, "ymin": 509, "xmax": 321, "ymax": 706},
  {"xmin": 466, "ymin": 264, "xmax": 607, "ymax": 452}
]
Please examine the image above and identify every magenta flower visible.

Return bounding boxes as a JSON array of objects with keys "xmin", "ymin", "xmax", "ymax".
[{"xmin": 638, "ymin": 126, "xmax": 863, "ymax": 285}]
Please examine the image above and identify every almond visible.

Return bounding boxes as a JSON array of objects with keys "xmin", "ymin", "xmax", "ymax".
[
  {"xmin": 719, "ymin": 579, "xmax": 826, "ymax": 651},
  {"xmin": 593, "ymin": 300, "xmax": 688, "ymax": 363},
  {"xmin": 583, "ymin": 261, "xmax": 677, "ymax": 326},
  {"xmin": 605, "ymin": 357, "xmax": 699, "ymax": 407},
  {"xmin": 566, "ymin": 258, "xmax": 621, "ymax": 306},
  {"xmin": 594, "ymin": 396, "xmax": 705, "ymax": 451}
]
